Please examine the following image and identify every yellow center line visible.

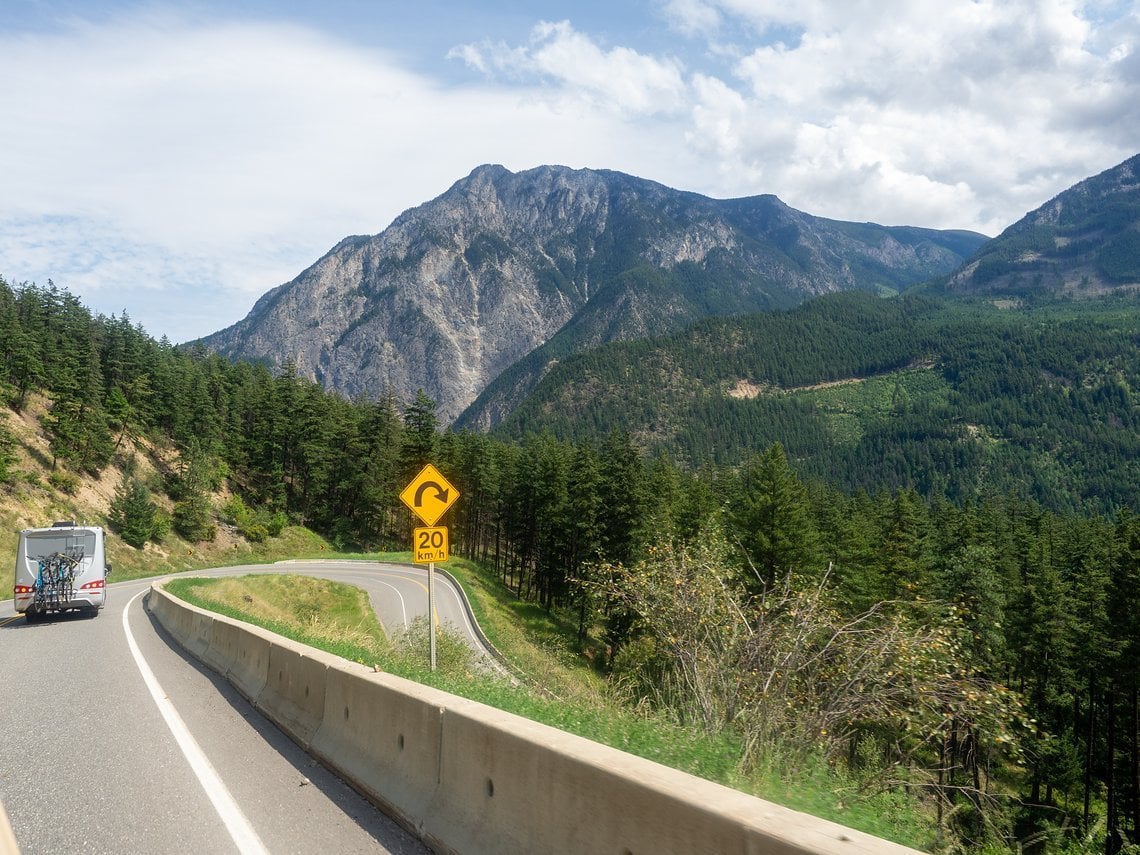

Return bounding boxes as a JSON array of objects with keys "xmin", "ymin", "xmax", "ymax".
[
  {"xmin": 371, "ymin": 571, "xmax": 441, "ymax": 627},
  {"xmin": 324, "ymin": 567, "xmax": 441, "ymax": 627}
]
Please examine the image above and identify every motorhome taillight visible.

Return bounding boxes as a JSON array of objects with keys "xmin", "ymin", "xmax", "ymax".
[
  {"xmin": 79, "ymin": 579, "xmax": 104, "ymax": 590},
  {"xmin": 14, "ymin": 585, "xmax": 33, "ymax": 594}
]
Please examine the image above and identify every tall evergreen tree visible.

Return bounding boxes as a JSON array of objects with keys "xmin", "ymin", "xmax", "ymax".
[
  {"xmin": 170, "ymin": 438, "xmax": 218, "ymax": 542},
  {"xmin": 108, "ymin": 470, "xmax": 158, "ymax": 548},
  {"xmin": 874, "ymin": 489, "xmax": 930, "ymax": 600},
  {"xmin": 401, "ymin": 389, "xmax": 439, "ymax": 476},
  {"xmin": 566, "ymin": 439, "xmax": 603, "ymax": 638},
  {"xmin": 597, "ymin": 428, "xmax": 647, "ymax": 567},
  {"xmin": 1109, "ymin": 511, "xmax": 1140, "ymax": 848},
  {"xmin": 729, "ymin": 443, "xmax": 821, "ymax": 588}
]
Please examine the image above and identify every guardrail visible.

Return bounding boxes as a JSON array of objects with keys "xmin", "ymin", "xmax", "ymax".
[
  {"xmin": 146, "ymin": 582, "xmax": 927, "ymax": 855},
  {"xmin": 431, "ymin": 564, "xmax": 529, "ymax": 685}
]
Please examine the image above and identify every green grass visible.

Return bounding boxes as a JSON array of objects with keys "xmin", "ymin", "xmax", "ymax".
[
  {"xmin": 165, "ymin": 570, "xmax": 934, "ymax": 851},
  {"xmin": 435, "ymin": 555, "xmax": 610, "ymax": 698},
  {"xmin": 789, "ymin": 367, "xmax": 951, "ymax": 446},
  {"xmin": 167, "ymin": 573, "xmax": 389, "ymax": 654},
  {"xmin": 748, "ymin": 754, "xmax": 935, "ymax": 847}
]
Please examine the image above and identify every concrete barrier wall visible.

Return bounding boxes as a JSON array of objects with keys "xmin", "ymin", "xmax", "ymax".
[
  {"xmin": 257, "ymin": 641, "xmax": 339, "ymax": 749},
  {"xmin": 149, "ymin": 585, "xmax": 213, "ymax": 659},
  {"xmin": 147, "ymin": 583, "xmax": 925, "ymax": 855},
  {"xmin": 0, "ymin": 798, "xmax": 19, "ymax": 855},
  {"xmin": 209, "ymin": 618, "xmax": 270, "ymax": 701},
  {"xmin": 310, "ymin": 666, "xmax": 458, "ymax": 834}
]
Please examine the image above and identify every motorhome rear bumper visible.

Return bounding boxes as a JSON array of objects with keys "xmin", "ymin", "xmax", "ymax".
[{"xmin": 14, "ymin": 590, "xmax": 104, "ymax": 614}]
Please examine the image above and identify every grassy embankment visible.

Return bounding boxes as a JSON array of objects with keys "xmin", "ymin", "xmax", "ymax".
[{"xmin": 164, "ymin": 553, "xmax": 934, "ymax": 851}]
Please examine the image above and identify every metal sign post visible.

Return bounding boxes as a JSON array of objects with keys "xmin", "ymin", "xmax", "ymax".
[{"xmin": 428, "ymin": 562, "xmax": 436, "ymax": 670}]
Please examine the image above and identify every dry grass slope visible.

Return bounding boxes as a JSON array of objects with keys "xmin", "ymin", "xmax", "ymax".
[{"xmin": 0, "ymin": 394, "xmax": 332, "ymax": 583}]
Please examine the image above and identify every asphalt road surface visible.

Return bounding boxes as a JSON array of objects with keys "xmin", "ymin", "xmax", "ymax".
[{"xmin": 0, "ymin": 560, "xmax": 491, "ymax": 854}]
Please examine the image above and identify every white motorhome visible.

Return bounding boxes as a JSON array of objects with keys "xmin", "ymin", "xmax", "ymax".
[{"xmin": 13, "ymin": 522, "xmax": 111, "ymax": 621}]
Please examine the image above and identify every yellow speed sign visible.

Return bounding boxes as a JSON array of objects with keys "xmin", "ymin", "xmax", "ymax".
[{"xmin": 413, "ymin": 526, "xmax": 448, "ymax": 564}]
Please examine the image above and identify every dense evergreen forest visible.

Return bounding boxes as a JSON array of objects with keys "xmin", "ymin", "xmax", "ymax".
[
  {"xmin": 494, "ymin": 290, "xmax": 1140, "ymax": 515},
  {"xmin": 1, "ymin": 276, "xmax": 1138, "ymax": 852}
]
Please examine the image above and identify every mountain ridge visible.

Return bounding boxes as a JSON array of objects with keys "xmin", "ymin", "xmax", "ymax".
[
  {"xmin": 946, "ymin": 152, "xmax": 1140, "ymax": 297},
  {"xmin": 196, "ymin": 164, "xmax": 986, "ymax": 424}
]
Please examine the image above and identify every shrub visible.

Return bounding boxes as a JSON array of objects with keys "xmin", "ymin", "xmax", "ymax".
[
  {"xmin": 173, "ymin": 494, "xmax": 216, "ymax": 542},
  {"xmin": 48, "ymin": 470, "xmax": 79, "ymax": 495},
  {"xmin": 220, "ymin": 494, "xmax": 285, "ymax": 542}
]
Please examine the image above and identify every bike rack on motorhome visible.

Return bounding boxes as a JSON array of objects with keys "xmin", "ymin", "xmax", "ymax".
[{"xmin": 13, "ymin": 522, "xmax": 112, "ymax": 622}]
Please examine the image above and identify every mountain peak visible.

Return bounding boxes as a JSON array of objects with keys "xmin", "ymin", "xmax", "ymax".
[
  {"xmin": 196, "ymin": 165, "xmax": 986, "ymax": 425},
  {"xmin": 948, "ymin": 151, "xmax": 1140, "ymax": 297}
]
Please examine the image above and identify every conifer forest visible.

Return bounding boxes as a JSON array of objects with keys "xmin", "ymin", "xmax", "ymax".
[{"xmin": 2, "ymin": 276, "xmax": 1139, "ymax": 852}]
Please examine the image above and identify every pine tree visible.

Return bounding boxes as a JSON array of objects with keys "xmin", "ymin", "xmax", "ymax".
[
  {"xmin": 169, "ymin": 439, "xmax": 218, "ymax": 542},
  {"xmin": 173, "ymin": 493, "xmax": 216, "ymax": 543},
  {"xmin": 400, "ymin": 389, "xmax": 438, "ymax": 476},
  {"xmin": 1109, "ymin": 510, "xmax": 1140, "ymax": 847},
  {"xmin": 874, "ymin": 489, "xmax": 929, "ymax": 600},
  {"xmin": 1063, "ymin": 516, "xmax": 1115, "ymax": 827},
  {"xmin": 1014, "ymin": 515, "xmax": 1078, "ymax": 806},
  {"xmin": 597, "ymin": 428, "xmax": 646, "ymax": 567},
  {"xmin": 938, "ymin": 542, "xmax": 1008, "ymax": 673},
  {"xmin": 729, "ymin": 443, "xmax": 821, "ymax": 589},
  {"xmin": 566, "ymin": 440, "xmax": 603, "ymax": 638},
  {"xmin": 109, "ymin": 470, "xmax": 158, "ymax": 548}
]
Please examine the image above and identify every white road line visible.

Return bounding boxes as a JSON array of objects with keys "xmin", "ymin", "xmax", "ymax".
[
  {"xmin": 374, "ymin": 579, "xmax": 410, "ymax": 629},
  {"xmin": 122, "ymin": 590, "xmax": 269, "ymax": 855}
]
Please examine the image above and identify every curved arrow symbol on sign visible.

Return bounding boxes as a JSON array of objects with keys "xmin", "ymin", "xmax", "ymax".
[
  {"xmin": 401, "ymin": 464, "xmax": 460, "ymax": 526},
  {"xmin": 414, "ymin": 481, "xmax": 449, "ymax": 507}
]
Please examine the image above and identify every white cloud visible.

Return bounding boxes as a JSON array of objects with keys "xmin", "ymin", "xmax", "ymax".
[
  {"xmin": 450, "ymin": 20, "xmax": 690, "ymax": 116},
  {"xmin": 669, "ymin": 0, "xmax": 1140, "ymax": 231},
  {"xmin": 661, "ymin": 0, "xmax": 722, "ymax": 38},
  {"xmin": 0, "ymin": 2, "xmax": 1137, "ymax": 340},
  {"xmin": 0, "ymin": 12, "xmax": 684, "ymax": 339}
]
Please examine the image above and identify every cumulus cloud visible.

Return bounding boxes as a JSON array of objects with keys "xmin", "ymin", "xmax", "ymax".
[
  {"xmin": 449, "ymin": 20, "xmax": 690, "ymax": 116},
  {"xmin": 0, "ymin": 2, "xmax": 1136, "ymax": 340},
  {"xmin": 661, "ymin": 0, "xmax": 723, "ymax": 38},
  {"xmin": 444, "ymin": 2, "xmax": 1137, "ymax": 235},
  {"xmin": 673, "ymin": 0, "xmax": 1140, "ymax": 231},
  {"xmin": 0, "ymin": 12, "xmax": 680, "ymax": 339}
]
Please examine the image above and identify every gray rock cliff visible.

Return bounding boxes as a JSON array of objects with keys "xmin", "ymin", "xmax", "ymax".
[{"xmin": 196, "ymin": 164, "xmax": 986, "ymax": 425}]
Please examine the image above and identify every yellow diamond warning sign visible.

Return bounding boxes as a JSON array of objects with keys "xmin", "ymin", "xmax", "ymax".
[{"xmin": 400, "ymin": 464, "xmax": 459, "ymax": 526}]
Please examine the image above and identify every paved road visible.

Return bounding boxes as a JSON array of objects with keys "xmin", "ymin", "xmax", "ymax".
[
  {"xmin": 268, "ymin": 560, "xmax": 491, "ymax": 659},
  {"xmin": 0, "ymin": 560, "xmax": 487, "ymax": 855}
]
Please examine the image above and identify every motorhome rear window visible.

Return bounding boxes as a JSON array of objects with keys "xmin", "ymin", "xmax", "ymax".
[{"xmin": 25, "ymin": 529, "xmax": 96, "ymax": 558}]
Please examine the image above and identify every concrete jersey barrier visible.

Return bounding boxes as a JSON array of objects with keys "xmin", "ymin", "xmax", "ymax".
[
  {"xmin": 146, "ymin": 582, "xmax": 928, "ymax": 855},
  {"xmin": 0, "ymin": 798, "xmax": 19, "ymax": 855}
]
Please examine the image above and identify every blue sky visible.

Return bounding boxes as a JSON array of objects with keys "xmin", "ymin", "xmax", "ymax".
[{"xmin": 1, "ymin": 0, "xmax": 1138, "ymax": 343}]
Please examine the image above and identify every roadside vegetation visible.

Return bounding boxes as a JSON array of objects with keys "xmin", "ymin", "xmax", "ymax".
[
  {"xmin": 164, "ymin": 567, "xmax": 933, "ymax": 850},
  {"xmin": 0, "ymin": 276, "xmax": 1137, "ymax": 852}
]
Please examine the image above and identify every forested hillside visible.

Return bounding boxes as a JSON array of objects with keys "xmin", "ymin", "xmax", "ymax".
[
  {"xmin": 1, "ymin": 276, "xmax": 1137, "ymax": 852},
  {"xmin": 493, "ymin": 291, "xmax": 1140, "ymax": 515},
  {"xmin": 946, "ymin": 152, "xmax": 1140, "ymax": 298}
]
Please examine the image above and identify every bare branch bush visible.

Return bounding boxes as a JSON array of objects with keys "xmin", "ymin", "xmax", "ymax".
[
  {"xmin": 593, "ymin": 529, "xmax": 750, "ymax": 733},
  {"xmin": 589, "ymin": 527, "xmax": 1034, "ymax": 836}
]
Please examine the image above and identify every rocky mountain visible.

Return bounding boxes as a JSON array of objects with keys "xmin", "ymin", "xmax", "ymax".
[
  {"xmin": 196, "ymin": 164, "xmax": 986, "ymax": 425},
  {"xmin": 946, "ymin": 152, "xmax": 1140, "ymax": 297}
]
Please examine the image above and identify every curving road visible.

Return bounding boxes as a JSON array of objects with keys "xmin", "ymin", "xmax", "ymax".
[
  {"xmin": 268, "ymin": 560, "xmax": 492, "ymax": 659},
  {"xmin": 0, "ymin": 560, "xmax": 489, "ymax": 855}
]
